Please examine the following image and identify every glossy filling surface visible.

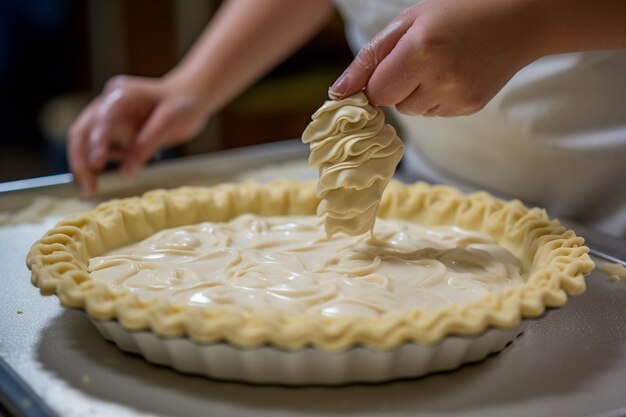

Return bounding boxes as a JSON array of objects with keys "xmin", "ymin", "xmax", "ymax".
[{"xmin": 89, "ymin": 215, "xmax": 524, "ymax": 317}]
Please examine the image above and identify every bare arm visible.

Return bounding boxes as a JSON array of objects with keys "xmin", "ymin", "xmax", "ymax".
[
  {"xmin": 329, "ymin": 0, "xmax": 626, "ymax": 116},
  {"xmin": 167, "ymin": 0, "xmax": 335, "ymax": 118},
  {"xmin": 536, "ymin": 0, "xmax": 626, "ymax": 54},
  {"xmin": 69, "ymin": 0, "xmax": 334, "ymax": 194}
]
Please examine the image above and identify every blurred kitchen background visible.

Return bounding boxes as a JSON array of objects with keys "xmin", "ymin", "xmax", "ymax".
[{"xmin": 0, "ymin": 0, "xmax": 353, "ymax": 182}]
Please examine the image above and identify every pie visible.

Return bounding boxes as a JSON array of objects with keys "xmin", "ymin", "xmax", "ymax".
[{"xmin": 27, "ymin": 180, "xmax": 594, "ymax": 351}]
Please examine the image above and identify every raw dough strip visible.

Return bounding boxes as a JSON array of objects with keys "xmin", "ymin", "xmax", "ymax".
[{"xmin": 302, "ymin": 92, "xmax": 404, "ymax": 236}]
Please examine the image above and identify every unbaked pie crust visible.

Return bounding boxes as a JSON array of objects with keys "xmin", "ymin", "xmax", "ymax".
[{"xmin": 27, "ymin": 180, "xmax": 594, "ymax": 351}]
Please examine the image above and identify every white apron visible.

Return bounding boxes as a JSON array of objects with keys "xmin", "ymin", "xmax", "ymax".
[{"xmin": 334, "ymin": 0, "xmax": 626, "ymax": 237}]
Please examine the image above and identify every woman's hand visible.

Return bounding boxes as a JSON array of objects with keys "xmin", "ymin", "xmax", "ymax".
[
  {"xmin": 69, "ymin": 0, "xmax": 334, "ymax": 196},
  {"xmin": 330, "ymin": 0, "xmax": 541, "ymax": 116},
  {"xmin": 68, "ymin": 75, "xmax": 210, "ymax": 195}
]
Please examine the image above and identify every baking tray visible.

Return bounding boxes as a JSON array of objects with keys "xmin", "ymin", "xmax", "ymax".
[
  {"xmin": 2, "ymin": 140, "xmax": 626, "ymax": 417},
  {"xmin": 0, "ymin": 139, "xmax": 313, "ymax": 210}
]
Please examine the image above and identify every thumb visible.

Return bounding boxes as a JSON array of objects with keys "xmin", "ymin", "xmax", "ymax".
[
  {"xmin": 330, "ymin": 8, "xmax": 418, "ymax": 100},
  {"xmin": 121, "ymin": 103, "xmax": 177, "ymax": 176}
]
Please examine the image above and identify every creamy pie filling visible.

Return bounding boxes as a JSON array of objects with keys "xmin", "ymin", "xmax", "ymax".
[{"xmin": 88, "ymin": 214, "xmax": 524, "ymax": 317}]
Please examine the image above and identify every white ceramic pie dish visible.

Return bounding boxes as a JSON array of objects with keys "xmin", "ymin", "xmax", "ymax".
[{"xmin": 90, "ymin": 318, "xmax": 527, "ymax": 385}]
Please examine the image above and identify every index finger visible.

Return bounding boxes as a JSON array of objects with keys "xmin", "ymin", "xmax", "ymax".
[
  {"xmin": 68, "ymin": 100, "xmax": 100, "ymax": 195},
  {"xmin": 329, "ymin": 6, "xmax": 419, "ymax": 99}
]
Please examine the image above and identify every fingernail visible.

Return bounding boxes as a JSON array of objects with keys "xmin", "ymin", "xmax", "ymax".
[{"xmin": 330, "ymin": 72, "xmax": 349, "ymax": 99}]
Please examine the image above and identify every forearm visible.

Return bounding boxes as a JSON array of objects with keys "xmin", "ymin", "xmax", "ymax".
[
  {"xmin": 534, "ymin": 0, "xmax": 626, "ymax": 56},
  {"xmin": 165, "ymin": 0, "xmax": 334, "ymax": 115}
]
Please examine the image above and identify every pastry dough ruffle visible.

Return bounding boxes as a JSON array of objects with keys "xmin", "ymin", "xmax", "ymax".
[
  {"xmin": 302, "ymin": 92, "xmax": 404, "ymax": 236},
  {"xmin": 26, "ymin": 180, "xmax": 594, "ymax": 351}
]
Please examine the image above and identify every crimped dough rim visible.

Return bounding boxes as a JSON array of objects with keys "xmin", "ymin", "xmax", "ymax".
[{"xmin": 26, "ymin": 180, "xmax": 594, "ymax": 351}]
